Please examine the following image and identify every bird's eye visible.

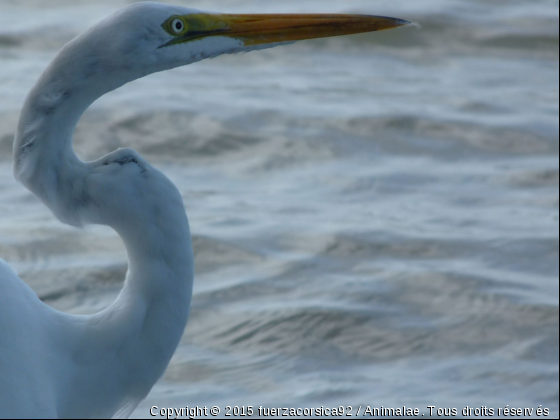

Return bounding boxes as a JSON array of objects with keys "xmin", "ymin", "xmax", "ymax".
[{"xmin": 170, "ymin": 17, "xmax": 187, "ymax": 35}]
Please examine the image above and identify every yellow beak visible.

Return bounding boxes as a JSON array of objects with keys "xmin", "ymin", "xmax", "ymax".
[{"xmin": 161, "ymin": 13, "xmax": 410, "ymax": 48}]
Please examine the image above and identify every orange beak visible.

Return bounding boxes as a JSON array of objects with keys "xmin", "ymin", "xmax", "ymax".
[{"xmin": 161, "ymin": 13, "xmax": 410, "ymax": 47}]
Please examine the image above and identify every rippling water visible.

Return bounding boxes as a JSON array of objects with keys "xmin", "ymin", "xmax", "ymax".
[{"xmin": 0, "ymin": 0, "xmax": 558, "ymax": 418}]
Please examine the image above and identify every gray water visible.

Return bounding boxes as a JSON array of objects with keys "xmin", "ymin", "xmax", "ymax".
[{"xmin": 0, "ymin": 0, "xmax": 558, "ymax": 418}]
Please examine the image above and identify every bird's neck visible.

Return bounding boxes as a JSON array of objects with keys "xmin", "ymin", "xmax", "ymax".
[
  {"xmin": 13, "ymin": 41, "xmax": 134, "ymax": 225},
  {"xmin": 59, "ymin": 229, "xmax": 194, "ymax": 418},
  {"xmin": 56, "ymin": 192, "xmax": 195, "ymax": 417},
  {"xmin": 14, "ymin": 44, "xmax": 194, "ymax": 418},
  {"xmin": 63, "ymin": 225, "xmax": 194, "ymax": 418}
]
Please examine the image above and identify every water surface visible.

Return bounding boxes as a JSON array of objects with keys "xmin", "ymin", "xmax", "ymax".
[{"xmin": 0, "ymin": 0, "xmax": 558, "ymax": 417}]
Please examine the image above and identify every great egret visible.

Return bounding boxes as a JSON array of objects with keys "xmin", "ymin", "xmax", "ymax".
[{"xmin": 0, "ymin": 2, "xmax": 408, "ymax": 418}]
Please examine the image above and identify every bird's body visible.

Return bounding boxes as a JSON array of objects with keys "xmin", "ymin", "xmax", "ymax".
[{"xmin": 0, "ymin": 2, "xmax": 407, "ymax": 418}]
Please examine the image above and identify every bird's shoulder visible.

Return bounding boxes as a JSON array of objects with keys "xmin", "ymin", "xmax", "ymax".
[
  {"xmin": 0, "ymin": 259, "xmax": 43, "ymax": 322},
  {"xmin": 0, "ymin": 260, "xmax": 60, "ymax": 417},
  {"xmin": 0, "ymin": 259, "xmax": 22, "ymax": 292},
  {"xmin": 0, "ymin": 259, "xmax": 27, "ymax": 292}
]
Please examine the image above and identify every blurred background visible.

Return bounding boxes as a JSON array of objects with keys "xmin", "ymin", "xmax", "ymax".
[{"xmin": 0, "ymin": 0, "xmax": 558, "ymax": 417}]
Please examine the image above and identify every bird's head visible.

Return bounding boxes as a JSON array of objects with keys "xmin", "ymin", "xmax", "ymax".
[
  {"xmin": 55, "ymin": 1, "xmax": 409, "ymax": 94},
  {"xmin": 15, "ymin": 2, "xmax": 409, "ymax": 229}
]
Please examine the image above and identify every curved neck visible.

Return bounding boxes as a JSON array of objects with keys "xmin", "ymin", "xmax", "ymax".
[
  {"xmin": 14, "ymin": 38, "xmax": 194, "ymax": 419},
  {"xmin": 60, "ymin": 221, "xmax": 194, "ymax": 418},
  {"xmin": 13, "ymin": 38, "xmax": 136, "ymax": 225}
]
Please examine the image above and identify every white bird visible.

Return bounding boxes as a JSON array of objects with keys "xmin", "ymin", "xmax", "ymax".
[{"xmin": 0, "ymin": 2, "xmax": 408, "ymax": 418}]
